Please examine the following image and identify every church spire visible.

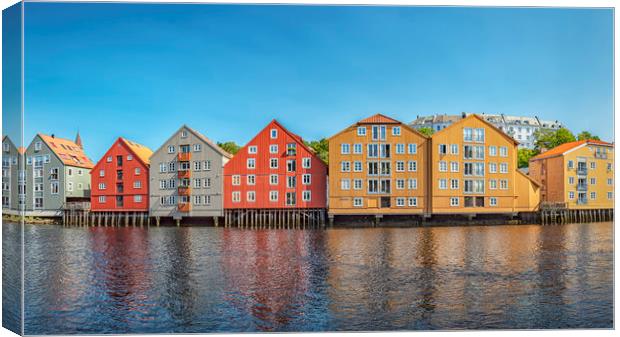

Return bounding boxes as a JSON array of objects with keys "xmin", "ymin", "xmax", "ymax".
[{"xmin": 75, "ymin": 130, "xmax": 83, "ymax": 149}]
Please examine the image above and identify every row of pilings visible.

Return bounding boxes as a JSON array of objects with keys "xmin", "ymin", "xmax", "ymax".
[
  {"xmin": 224, "ymin": 209, "xmax": 325, "ymax": 229},
  {"xmin": 62, "ymin": 210, "xmax": 151, "ymax": 227},
  {"xmin": 540, "ymin": 208, "xmax": 614, "ymax": 225}
]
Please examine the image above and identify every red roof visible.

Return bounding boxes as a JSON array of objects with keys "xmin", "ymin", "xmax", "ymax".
[
  {"xmin": 358, "ymin": 113, "xmax": 401, "ymax": 124},
  {"xmin": 531, "ymin": 139, "xmax": 614, "ymax": 161}
]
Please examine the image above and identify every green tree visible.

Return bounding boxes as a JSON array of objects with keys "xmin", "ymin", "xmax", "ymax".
[
  {"xmin": 305, "ymin": 138, "xmax": 329, "ymax": 164},
  {"xmin": 518, "ymin": 148, "xmax": 539, "ymax": 169},
  {"xmin": 417, "ymin": 127, "xmax": 435, "ymax": 137},
  {"xmin": 534, "ymin": 127, "xmax": 576, "ymax": 151},
  {"xmin": 217, "ymin": 141, "xmax": 241, "ymax": 155},
  {"xmin": 577, "ymin": 131, "xmax": 600, "ymax": 141}
]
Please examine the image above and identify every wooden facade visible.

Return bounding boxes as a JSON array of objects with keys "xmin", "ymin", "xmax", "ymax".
[
  {"xmin": 328, "ymin": 114, "xmax": 430, "ymax": 218},
  {"xmin": 529, "ymin": 139, "xmax": 614, "ymax": 209},
  {"xmin": 91, "ymin": 138, "xmax": 152, "ymax": 212}
]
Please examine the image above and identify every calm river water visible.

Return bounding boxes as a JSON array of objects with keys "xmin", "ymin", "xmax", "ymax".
[{"xmin": 2, "ymin": 221, "xmax": 613, "ymax": 334}]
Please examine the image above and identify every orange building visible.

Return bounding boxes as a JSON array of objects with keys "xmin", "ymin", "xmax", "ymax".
[
  {"xmin": 327, "ymin": 114, "xmax": 430, "ymax": 221},
  {"xmin": 430, "ymin": 114, "xmax": 540, "ymax": 214},
  {"xmin": 529, "ymin": 139, "xmax": 614, "ymax": 209}
]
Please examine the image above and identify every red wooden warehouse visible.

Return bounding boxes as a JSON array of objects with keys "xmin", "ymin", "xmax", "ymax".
[
  {"xmin": 91, "ymin": 138, "xmax": 153, "ymax": 213},
  {"xmin": 223, "ymin": 119, "xmax": 327, "ymax": 226}
]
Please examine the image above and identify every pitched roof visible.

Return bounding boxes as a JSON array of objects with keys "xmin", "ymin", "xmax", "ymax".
[
  {"xmin": 358, "ymin": 113, "xmax": 401, "ymax": 125},
  {"xmin": 38, "ymin": 133, "xmax": 94, "ymax": 169},
  {"xmin": 272, "ymin": 119, "xmax": 327, "ymax": 164},
  {"xmin": 120, "ymin": 138, "xmax": 153, "ymax": 165},
  {"xmin": 184, "ymin": 125, "xmax": 232, "ymax": 159},
  {"xmin": 432, "ymin": 114, "xmax": 519, "ymax": 145},
  {"xmin": 530, "ymin": 139, "xmax": 614, "ymax": 161}
]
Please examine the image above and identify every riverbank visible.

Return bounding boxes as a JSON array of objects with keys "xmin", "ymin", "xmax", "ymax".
[{"xmin": 2, "ymin": 214, "xmax": 59, "ymax": 225}]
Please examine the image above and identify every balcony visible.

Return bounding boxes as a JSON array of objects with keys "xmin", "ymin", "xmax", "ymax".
[
  {"xmin": 178, "ymin": 170, "xmax": 191, "ymax": 179},
  {"xmin": 178, "ymin": 202, "xmax": 191, "ymax": 212},
  {"xmin": 178, "ymin": 152, "xmax": 191, "ymax": 162},
  {"xmin": 576, "ymin": 168, "xmax": 588, "ymax": 176},
  {"xmin": 576, "ymin": 184, "xmax": 588, "ymax": 191},
  {"xmin": 577, "ymin": 199, "xmax": 588, "ymax": 205},
  {"xmin": 178, "ymin": 186, "xmax": 192, "ymax": 195},
  {"xmin": 594, "ymin": 152, "xmax": 608, "ymax": 159}
]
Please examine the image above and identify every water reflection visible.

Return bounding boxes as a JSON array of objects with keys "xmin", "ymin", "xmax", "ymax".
[{"xmin": 8, "ymin": 222, "xmax": 612, "ymax": 334}]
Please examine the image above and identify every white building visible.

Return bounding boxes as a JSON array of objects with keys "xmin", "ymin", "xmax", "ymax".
[{"xmin": 409, "ymin": 112, "xmax": 564, "ymax": 149}]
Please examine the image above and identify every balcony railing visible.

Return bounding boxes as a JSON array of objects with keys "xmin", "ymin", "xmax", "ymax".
[
  {"xmin": 178, "ymin": 170, "xmax": 191, "ymax": 179},
  {"xmin": 178, "ymin": 152, "xmax": 191, "ymax": 162},
  {"xmin": 178, "ymin": 202, "xmax": 191, "ymax": 212},
  {"xmin": 576, "ymin": 184, "xmax": 588, "ymax": 191},
  {"xmin": 577, "ymin": 199, "xmax": 588, "ymax": 205},
  {"xmin": 576, "ymin": 168, "xmax": 588, "ymax": 176},
  {"xmin": 178, "ymin": 186, "xmax": 192, "ymax": 195}
]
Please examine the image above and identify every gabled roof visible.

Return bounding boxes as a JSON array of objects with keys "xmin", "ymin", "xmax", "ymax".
[
  {"xmin": 358, "ymin": 113, "xmax": 401, "ymax": 125},
  {"xmin": 517, "ymin": 169, "xmax": 541, "ymax": 187},
  {"xmin": 432, "ymin": 114, "xmax": 519, "ymax": 145},
  {"xmin": 38, "ymin": 133, "xmax": 94, "ymax": 169},
  {"xmin": 152, "ymin": 125, "xmax": 232, "ymax": 159},
  {"xmin": 530, "ymin": 139, "xmax": 614, "ymax": 161},
  {"xmin": 328, "ymin": 113, "xmax": 429, "ymax": 140},
  {"xmin": 119, "ymin": 138, "xmax": 153, "ymax": 165}
]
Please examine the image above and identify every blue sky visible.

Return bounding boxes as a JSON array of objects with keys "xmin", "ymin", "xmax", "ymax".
[{"xmin": 11, "ymin": 3, "xmax": 615, "ymax": 160}]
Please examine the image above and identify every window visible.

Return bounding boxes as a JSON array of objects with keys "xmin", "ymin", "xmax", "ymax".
[
  {"xmin": 181, "ymin": 130, "xmax": 188, "ymax": 138},
  {"xmin": 568, "ymin": 191, "xmax": 575, "ymax": 200},
  {"xmin": 270, "ymin": 174, "xmax": 278, "ymax": 185},
  {"xmin": 247, "ymin": 175, "xmax": 256, "ymax": 185},
  {"xmin": 51, "ymin": 182, "xmax": 59, "ymax": 194},
  {"xmin": 193, "ymin": 144, "xmax": 201, "ymax": 152},
  {"xmin": 367, "ymin": 144, "xmax": 378, "ymax": 158},
  {"xmin": 396, "ymin": 161, "xmax": 405, "ymax": 172},
  {"xmin": 500, "ymin": 163, "xmax": 508, "ymax": 173},
  {"xmin": 193, "ymin": 195, "xmax": 201, "ymax": 205},
  {"xmin": 354, "ymin": 161, "xmax": 363, "ymax": 172},
  {"xmin": 269, "ymin": 145, "xmax": 278, "ymax": 154},
  {"xmin": 2, "ymin": 143, "xmax": 8, "ymax": 152},
  {"xmin": 270, "ymin": 129, "xmax": 278, "ymax": 139},
  {"xmin": 34, "ymin": 142, "xmax": 42, "ymax": 151},
  {"xmin": 107, "ymin": 156, "xmax": 112, "ymax": 162},
  {"xmin": 450, "ymin": 197, "xmax": 459, "ymax": 206},
  {"xmin": 98, "ymin": 196, "xmax": 106, "ymax": 203},
  {"xmin": 450, "ymin": 161, "xmax": 459, "ymax": 172},
  {"xmin": 126, "ymin": 154, "xmax": 133, "ymax": 161},
  {"xmin": 287, "ymin": 176, "xmax": 296, "ymax": 188},
  {"xmin": 286, "ymin": 192, "xmax": 296, "ymax": 206},
  {"xmin": 371, "ymin": 125, "xmax": 386, "ymax": 141},
  {"xmin": 77, "ymin": 169, "xmax": 83, "ymax": 176},
  {"xmin": 353, "ymin": 179, "xmax": 363, "ymax": 190},
  {"xmin": 438, "ymin": 144, "xmax": 447, "ymax": 155},
  {"xmin": 99, "ymin": 183, "xmax": 106, "ymax": 190},
  {"xmin": 567, "ymin": 160, "xmax": 574, "ymax": 169},
  {"xmin": 270, "ymin": 158, "xmax": 278, "ymax": 169},
  {"xmin": 607, "ymin": 192, "xmax": 613, "ymax": 200},
  {"xmin": 408, "ymin": 197, "xmax": 417, "ymax": 207},
  {"xmin": 247, "ymin": 158, "xmax": 256, "ymax": 169},
  {"xmin": 473, "ymin": 128, "xmax": 485, "ymax": 142},
  {"xmin": 408, "ymin": 178, "xmax": 417, "ymax": 190},
  {"xmin": 357, "ymin": 127, "xmax": 366, "ymax": 136},
  {"xmin": 99, "ymin": 169, "xmax": 105, "ymax": 177},
  {"xmin": 341, "ymin": 161, "xmax": 351, "ymax": 172},
  {"xmin": 248, "ymin": 146, "xmax": 258, "ymax": 154},
  {"xmin": 450, "ymin": 144, "xmax": 458, "ymax": 155},
  {"xmin": 302, "ymin": 157, "xmax": 311, "ymax": 168},
  {"xmin": 287, "ymin": 160, "xmax": 297, "ymax": 172},
  {"xmin": 286, "ymin": 143, "xmax": 297, "ymax": 156},
  {"xmin": 232, "ymin": 175, "xmax": 241, "ymax": 186},
  {"xmin": 396, "ymin": 197, "xmax": 405, "ymax": 207},
  {"xmin": 133, "ymin": 167, "xmax": 140, "ymax": 175},
  {"xmin": 353, "ymin": 143, "xmax": 363, "ymax": 154},
  {"xmin": 341, "ymin": 143, "xmax": 350, "ymax": 154},
  {"xmin": 159, "ymin": 163, "xmax": 167, "ymax": 173},
  {"xmin": 463, "ymin": 128, "xmax": 473, "ymax": 142},
  {"xmin": 590, "ymin": 178, "xmax": 596, "ymax": 185},
  {"xmin": 450, "ymin": 179, "xmax": 459, "ymax": 190},
  {"xmin": 302, "ymin": 174, "xmax": 311, "ymax": 185},
  {"xmin": 169, "ymin": 161, "xmax": 176, "ymax": 172},
  {"xmin": 167, "ymin": 145, "xmax": 175, "ymax": 153},
  {"xmin": 247, "ymin": 191, "xmax": 256, "ymax": 202},
  {"xmin": 396, "ymin": 179, "xmax": 405, "ymax": 190},
  {"xmin": 408, "ymin": 143, "xmax": 417, "ymax": 154},
  {"xmin": 134, "ymin": 195, "xmax": 142, "ymax": 203},
  {"xmin": 439, "ymin": 179, "xmax": 447, "ymax": 189},
  {"xmin": 302, "ymin": 191, "xmax": 311, "ymax": 202},
  {"xmin": 590, "ymin": 192, "xmax": 596, "ymax": 200},
  {"xmin": 408, "ymin": 161, "xmax": 417, "ymax": 172},
  {"xmin": 194, "ymin": 161, "xmax": 202, "ymax": 171},
  {"xmin": 204, "ymin": 178, "xmax": 211, "ymax": 188},
  {"xmin": 439, "ymin": 161, "xmax": 447, "ymax": 172},
  {"xmin": 67, "ymin": 182, "xmax": 73, "ymax": 192},
  {"xmin": 590, "ymin": 161, "xmax": 596, "ymax": 169},
  {"xmin": 232, "ymin": 191, "xmax": 241, "ymax": 203},
  {"xmin": 353, "ymin": 197, "xmax": 363, "ymax": 207},
  {"xmin": 489, "ymin": 163, "xmax": 497, "ymax": 173},
  {"xmin": 607, "ymin": 178, "xmax": 613, "ymax": 185},
  {"xmin": 134, "ymin": 181, "xmax": 142, "ymax": 189},
  {"xmin": 499, "ymin": 146, "xmax": 508, "ymax": 157},
  {"xmin": 194, "ymin": 178, "xmax": 201, "ymax": 188},
  {"xmin": 341, "ymin": 179, "xmax": 350, "ymax": 190},
  {"xmin": 368, "ymin": 179, "xmax": 379, "ymax": 193},
  {"xmin": 392, "ymin": 126, "xmax": 401, "ymax": 136},
  {"xmin": 270, "ymin": 191, "xmax": 278, "ymax": 201},
  {"xmin": 490, "ymin": 197, "xmax": 497, "ymax": 206},
  {"xmin": 203, "ymin": 160, "xmax": 211, "ymax": 171},
  {"xmin": 488, "ymin": 146, "xmax": 497, "ymax": 156},
  {"xmin": 568, "ymin": 176, "xmax": 575, "ymax": 184},
  {"xmin": 607, "ymin": 163, "xmax": 612, "ymax": 171},
  {"xmin": 159, "ymin": 180, "xmax": 167, "ymax": 189},
  {"xmin": 500, "ymin": 179, "xmax": 508, "ymax": 190},
  {"xmin": 67, "ymin": 168, "xmax": 73, "ymax": 177}
]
